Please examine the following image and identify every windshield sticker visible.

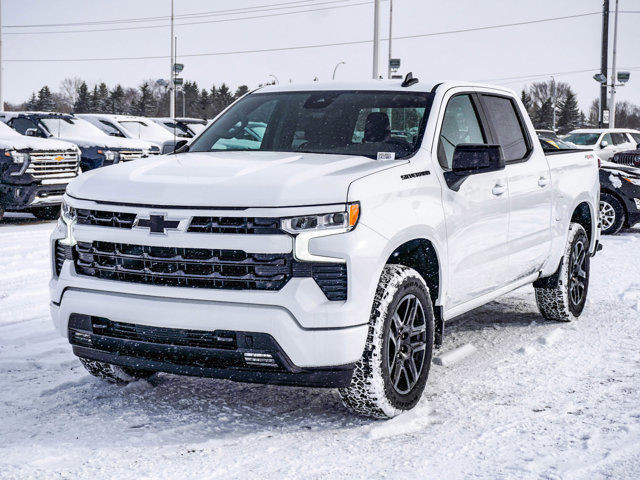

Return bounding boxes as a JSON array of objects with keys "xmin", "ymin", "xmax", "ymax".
[{"xmin": 377, "ymin": 152, "xmax": 396, "ymax": 161}]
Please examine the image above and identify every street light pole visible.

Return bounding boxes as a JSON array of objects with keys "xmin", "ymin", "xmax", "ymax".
[
  {"xmin": 551, "ymin": 76, "xmax": 556, "ymax": 132},
  {"xmin": 169, "ymin": 0, "xmax": 175, "ymax": 118},
  {"xmin": 0, "ymin": 0, "xmax": 3, "ymax": 111},
  {"xmin": 599, "ymin": 0, "xmax": 609, "ymax": 127},
  {"xmin": 372, "ymin": 0, "xmax": 380, "ymax": 79},
  {"xmin": 332, "ymin": 61, "xmax": 345, "ymax": 80},
  {"xmin": 387, "ymin": 0, "xmax": 393, "ymax": 79},
  {"xmin": 609, "ymin": 0, "xmax": 620, "ymax": 128}
]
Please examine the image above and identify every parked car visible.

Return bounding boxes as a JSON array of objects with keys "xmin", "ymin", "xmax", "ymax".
[
  {"xmin": 0, "ymin": 112, "xmax": 159, "ymax": 171},
  {"xmin": 0, "ymin": 120, "xmax": 80, "ymax": 220},
  {"xmin": 535, "ymin": 129, "xmax": 561, "ymax": 142},
  {"xmin": 564, "ymin": 128, "xmax": 640, "ymax": 161},
  {"xmin": 599, "ymin": 161, "xmax": 640, "ymax": 234},
  {"xmin": 537, "ymin": 134, "xmax": 576, "ymax": 152},
  {"xmin": 153, "ymin": 117, "xmax": 208, "ymax": 138},
  {"xmin": 78, "ymin": 114, "xmax": 179, "ymax": 153},
  {"xmin": 51, "ymin": 79, "xmax": 600, "ymax": 419},
  {"xmin": 609, "ymin": 143, "xmax": 640, "ymax": 168}
]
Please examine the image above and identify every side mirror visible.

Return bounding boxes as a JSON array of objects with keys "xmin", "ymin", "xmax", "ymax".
[
  {"xmin": 25, "ymin": 128, "xmax": 40, "ymax": 137},
  {"xmin": 173, "ymin": 139, "xmax": 189, "ymax": 153},
  {"xmin": 600, "ymin": 140, "xmax": 609, "ymax": 149},
  {"xmin": 445, "ymin": 144, "xmax": 504, "ymax": 191}
]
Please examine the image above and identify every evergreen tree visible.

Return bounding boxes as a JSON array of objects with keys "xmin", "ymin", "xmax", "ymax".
[
  {"xmin": 133, "ymin": 82, "xmax": 156, "ymax": 116},
  {"xmin": 109, "ymin": 85, "xmax": 126, "ymax": 114},
  {"xmin": 36, "ymin": 86, "xmax": 56, "ymax": 111},
  {"xmin": 198, "ymin": 89, "xmax": 210, "ymax": 119},
  {"xmin": 96, "ymin": 83, "xmax": 110, "ymax": 113},
  {"xmin": 74, "ymin": 82, "xmax": 91, "ymax": 113},
  {"xmin": 182, "ymin": 81, "xmax": 200, "ymax": 118},
  {"xmin": 520, "ymin": 89, "xmax": 533, "ymax": 115},
  {"xmin": 533, "ymin": 99, "xmax": 554, "ymax": 130},
  {"xmin": 234, "ymin": 85, "xmax": 249, "ymax": 100},
  {"xmin": 556, "ymin": 90, "xmax": 581, "ymax": 134},
  {"xmin": 25, "ymin": 92, "xmax": 39, "ymax": 110}
]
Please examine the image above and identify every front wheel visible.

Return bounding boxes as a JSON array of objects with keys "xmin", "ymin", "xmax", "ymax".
[
  {"xmin": 339, "ymin": 265, "xmax": 434, "ymax": 419},
  {"xmin": 599, "ymin": 193, "xmax": 625, "ymax": 235},
  {"xmin": 535, "ymin": 223, "xmax": 590, "ymax": 322}
]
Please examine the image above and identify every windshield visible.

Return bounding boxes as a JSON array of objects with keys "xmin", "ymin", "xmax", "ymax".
[
  {"xmin": 189, "ymin": 90, "xmax": 433, "ymax": 159},
  {"xmin": 40, "ymin": 117, "xmax": 108, "ymax": 138},
  {"xmin": 0, "ymin": 121, "xmax": 21, "ymax": 137},
  {"xmin": 564, "ymin": 133, "xmax": 600, "ymax": 145},
  {"xmin": 119, "ymin": 120, "xmax": 174, "ymax": 141}
]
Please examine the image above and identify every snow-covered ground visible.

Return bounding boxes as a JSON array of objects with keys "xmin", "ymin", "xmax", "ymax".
[{"xmin": 1, "ymin": 215, "xmax": 639, "ymax": 480}]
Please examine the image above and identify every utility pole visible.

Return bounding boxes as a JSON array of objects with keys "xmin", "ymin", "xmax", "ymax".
[
  {"xmin": 551, "ymin": 76, "xmax": 556, "ymax": 132},
  {"xmin": 372, "ymin": 0, "xmax": 380, "ymax": 79},
  {"xmin": 609, "ymin": 0, "xmax": 620, "ymax": 128},
  {"xmin": 169, "ymin": 0, "xmax": 175, "ymax": 118},
  {"xmin": 599, "ymin": 0, "xmax": 609, "ymax": 127},
  {"xmin": 387, "ymin": 0, "xmax": 393, "ymax": 79}
]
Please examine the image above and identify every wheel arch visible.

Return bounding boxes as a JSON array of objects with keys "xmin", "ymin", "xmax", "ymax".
[
  {"xmin": 570, "ymin": 201, "xmax": 595, "ymax": 245},
  {"xmin": 600, "ymin": 188, "xmax": 629, "ymax": 226}
]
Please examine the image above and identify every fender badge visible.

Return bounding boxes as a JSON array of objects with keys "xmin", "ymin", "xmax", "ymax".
[{"xmin": 401, "ymin": 170, "xmax": 430, "ymax": 180}]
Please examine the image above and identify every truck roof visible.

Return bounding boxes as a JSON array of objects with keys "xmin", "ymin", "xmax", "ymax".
[
  {"xmin": 256, "ymin": 79, "xmax": 515, "ymax": 95},
  {"xmin": 570, "ymin": 128, "xmax": 640, "ymax": 134}
]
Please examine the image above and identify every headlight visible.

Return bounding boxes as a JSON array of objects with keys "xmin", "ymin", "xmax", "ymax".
[
  {"xmin": 623, "ymin": 177, "xmax": 640, "ymax": 186},
  {"xmin": 281, "ymin": 203, "xmax": 360, "ymax": 234},
  {"xmin": 4, "ymin": 150, "xmax": 30, "ymax": 164},
  {"xmin": 97, "ymin": 149, "xmax": 119, "ymax": 162}
]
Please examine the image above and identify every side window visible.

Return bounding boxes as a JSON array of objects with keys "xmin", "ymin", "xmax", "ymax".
[
  {"xmin": 611, "ymin": 132, "xmax": 627, "ymax": 145},
  {"xmin": 10, "ymin": 117, "xmax": 39, "ymax": 136},
  {"xmin": 437, "ymin": 95, "xmax": 486, "ymax": 170},
  {"xmin": 629, "ymin": 132, "xmax": 640, "ymax": 144},
  {"xmin": 481, "ymin": 95, "xmax": 529, "ymax": 162},
  {"xmin": 99, "ymin": 120, "xmax": 125, "ymax": 137},
  {"xmin": 601, "ymin": 133, "xmax": 612, "ymax": 146}
]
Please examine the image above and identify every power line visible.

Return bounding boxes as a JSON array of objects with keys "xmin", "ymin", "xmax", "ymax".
[
  {"xmin": 3, "ymin": 0, "xmax": 356, "ymax": 28},
  {"xmin": 4, "ymin": 0, "xmax": 371, "ymax": 35},
  {"xmin": 5, "ymin": 11, "xmax": 604, "ymax": 61}
]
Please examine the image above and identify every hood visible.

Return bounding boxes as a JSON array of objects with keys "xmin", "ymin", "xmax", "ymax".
[
  {"xmin": 0, "ymin": 134, "xmax": 78, "ymax": 151},
  {"xmin": 56, "ymin": 134, "xmax": 154, "ymax": 151},
  {"xmin": 601, "ymin": 161, "xmax": 640, "ymax": 178},
  {"xmin": 67, "ymin": 151, "xmax": 404, "ymax": 207}
]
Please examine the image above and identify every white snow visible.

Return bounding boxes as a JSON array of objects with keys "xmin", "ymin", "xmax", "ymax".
[
  {"xmin": 432, "ymin": 342, "xmax": 477, "ymax": 366},
  {"xmin": 537, "ymin": 327, "xmax": 563, "ymax": 346},
  {"xmin": 1, "ymin": 217, "xmax": 640, "ymax": 479}
]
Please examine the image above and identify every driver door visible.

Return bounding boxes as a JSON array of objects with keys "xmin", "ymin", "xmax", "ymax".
[{"xmin": 437, "ymin": 92, "xmax": 510, "ymax": 310}]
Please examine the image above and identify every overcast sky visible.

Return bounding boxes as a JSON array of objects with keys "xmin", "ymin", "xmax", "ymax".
[{"xmin": 3, "ymin": 0, "xmax": 639, "ymax": 112}]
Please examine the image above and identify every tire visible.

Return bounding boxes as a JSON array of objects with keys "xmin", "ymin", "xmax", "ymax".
[
  {"xmin": 599, "ymin": 193, "xmax": 625, "ymax": 235},
  {"xmin": 79, "ymin": 357, "xmax": 155, "ymax": 384},
  {"xmin": 31, "ymin": 206, "xmax": 60, "ymax": 221},
  {"xmin": 535, "ymin": 223, "xmax": 590, "ymax": 322},
  {"xmin": 339, "ymin": 265, "xmax": 435, "ymax": 419}
]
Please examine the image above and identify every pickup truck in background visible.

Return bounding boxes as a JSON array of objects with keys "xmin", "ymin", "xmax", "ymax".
[
  {"xmin": 0, "ymin": 112, "xmax": 160, "ymax": 171},
  {"xmin": 78, "ymin": 114, "xmax": 178, "ymax": 154},
  {"xmin": 153, "ymin": 117, "xmax": 208, "ymax": 139},
  {"xmin": 50, "ymin": 78, "xmax": 600, "ymax": 418},
  {"xmin": 0, "ymin": 120, "xmax": 80, "ymax": 220}
]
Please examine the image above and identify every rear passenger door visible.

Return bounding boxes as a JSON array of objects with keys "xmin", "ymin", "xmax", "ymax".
[
  {"xmin": 478, "ymin": 93, "xmax": 552, "ymax": 283},
  {"xmin": 436, "ymin": 92, "xmax": 510, "ymax": 309}
]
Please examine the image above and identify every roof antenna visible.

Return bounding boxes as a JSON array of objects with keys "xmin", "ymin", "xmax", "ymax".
[{"xmin": 401, "ymin": 72, "xmax": 419, "ymax": 87}]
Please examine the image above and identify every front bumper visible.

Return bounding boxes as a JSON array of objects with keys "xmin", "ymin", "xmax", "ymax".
[
  {"xmin": 0, "ymin": 182, "xmax": 66, "ymax": 210},
  {"xmin": 50, "ymin": 198, "xmax": 389, "ymax": 377}
]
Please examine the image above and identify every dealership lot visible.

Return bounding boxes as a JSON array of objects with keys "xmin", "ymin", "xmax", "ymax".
[{"xmin": 1, "ymin": 216, "xmax": 639, "ymax": 479}]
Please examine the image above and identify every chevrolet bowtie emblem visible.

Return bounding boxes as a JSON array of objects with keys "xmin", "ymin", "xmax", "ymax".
[
  {"xmin": 134, "ymin": 215, "xmax": 181, "ymax": 234},
  {"xmin": 54, "ymin": 155, "xmax": 64, "ymax": 161}
]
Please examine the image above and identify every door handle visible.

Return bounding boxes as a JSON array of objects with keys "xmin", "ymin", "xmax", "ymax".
[
  {"xmin": 492, "ymin": 182, "xmax": 507, "ymax": 196},
  {"xmin": 538, "ymin": 176, "xmax": 549, "ymax": 187}
]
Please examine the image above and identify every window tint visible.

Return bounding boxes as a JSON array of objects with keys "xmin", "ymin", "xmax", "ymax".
[
  {"xmin": 10, "ymin": 117, "xmax": 40, "ymax": 136},
  {"xmin": 601, "ymin": 133, "xmax": 612, "ymax": 146},
  {"xmin": 629, "ymin": 132, "xmax": 640, "ymax": 144},
  {"xmin": 611, "ymin": 132, "xmax": 627, "ymax": 145},
  {"xmin": 481, "ymin": 95, "xmax": 528, "ymax": 162},
  {"xmin": 99, "ymin": 120, "xmax": 125, "ymax": 137},
  {"xmin": 437, "ymin": 95, "xmax": 486, "ymax": 170}
]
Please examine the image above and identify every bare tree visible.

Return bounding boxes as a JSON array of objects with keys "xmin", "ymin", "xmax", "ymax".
[{"xmin": 59, "ymin": 77, "xmax": 84, "ymax": 107}]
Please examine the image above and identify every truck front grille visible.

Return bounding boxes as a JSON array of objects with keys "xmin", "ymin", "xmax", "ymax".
[
  {"xmin": 188, "ymin": 216, "xmax": 282, "ymax": 234},
  {"xmin": 74, "ymin": 241, "xmax": 292, "ymax": 291},
  {"xmin": 72, "ymin": 241, "xmax": 348, "ymax": 300},
  {"xmin": 611, "ymin": 152, "xmax": 640, "ymax": 167},
  {"xmin": 76, "ymin": 209, "xmax": 136, "ymax": 228},
  {"xmin": 27, "ymin": 150, "xmax": 79, "ymax": 180},
  {"xmin": 118, "ymin": 150, "xmax": 145, "ymax": 162}
]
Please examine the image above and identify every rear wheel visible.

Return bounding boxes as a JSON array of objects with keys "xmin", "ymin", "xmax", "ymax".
[
  {"xmin": 535, "ymin": 223, "xmax": 590, "ymax": 322},
  {"xmin": 599, "ymin": 193, "xmax": 625, "ymax": 235},
  {"xmin": 339, "ymin": 265, "xmax": 434, "ymax": 419},
  {"xmin": 79, "ymin": 357, "xmax": 155, "ymax": 384},
  {"xmin": 31, "ymin": 206, "xmax": 60, "ymax": 221}
]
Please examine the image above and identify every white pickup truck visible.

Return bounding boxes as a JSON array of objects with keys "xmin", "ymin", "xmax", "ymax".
[{"xmin": 50, "ymin": 78, "xmax": 600, "ymax": 418}]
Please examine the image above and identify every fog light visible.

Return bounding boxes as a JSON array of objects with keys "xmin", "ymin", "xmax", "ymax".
[
  {"xmin": 243, "ymin": 352, "xmax": 278, "ymax": 368},
  {"xmin": 634, "ymin": 198, "xmax": 640, "ymax": 210}
]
